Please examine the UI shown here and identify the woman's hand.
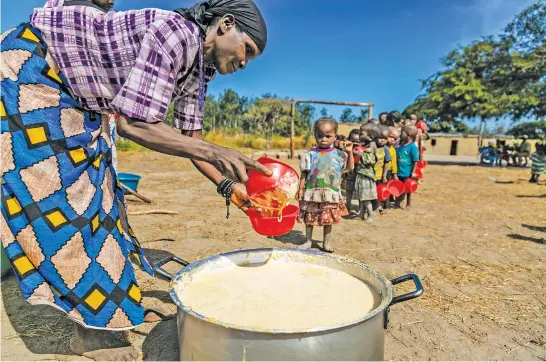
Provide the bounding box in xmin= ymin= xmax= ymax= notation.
xmin=209 ymin=146 xmax=272 ymax=183
xmin=230 ymin=183 xmax=258 ymax=213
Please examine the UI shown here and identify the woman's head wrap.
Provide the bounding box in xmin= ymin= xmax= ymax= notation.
xmin=175 ymin=0 xmax=267 ymax=53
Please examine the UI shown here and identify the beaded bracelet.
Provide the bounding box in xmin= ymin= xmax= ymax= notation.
xmin=217 ymin=178 xmax=236 ymax=219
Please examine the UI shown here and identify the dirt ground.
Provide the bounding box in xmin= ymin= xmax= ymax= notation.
xmin=1 ymin=151 xmax=545 ymax=361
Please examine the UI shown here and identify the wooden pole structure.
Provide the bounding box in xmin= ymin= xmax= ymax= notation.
xmin=368 ymin=103 xmax=373 ymax=120
xmin=290 ymin=102 xmax=295 ymax=159
xmin=478 ymin=118 xmax=486 ymax=149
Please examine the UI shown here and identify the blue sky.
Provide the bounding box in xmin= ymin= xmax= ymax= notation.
xmin=1 ymin=0 xmax=537 ymax=126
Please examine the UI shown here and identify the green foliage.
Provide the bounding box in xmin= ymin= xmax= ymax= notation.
xmin=405 ymin=0 xmax=546 ymax=126
xmin=506 ymin=120 xmax=546 ymax=139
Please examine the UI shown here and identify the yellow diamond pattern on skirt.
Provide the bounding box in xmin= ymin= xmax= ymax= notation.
xmin=0 ymin=99 xmax=6 ymax=117
xmin=69 ymin=147 xmax=87 ymax=164
xmin=45 ymin=210 xmax=67 ymax=228
xmin=13 ymin=256 xmax=34 ymax=276
xmin=5 ymin=197 xmax=22 ymax=216
xmin=128 ymin=284 xmax=141 ymax=303
xmin=85 ymin=288 xmax=107 ymax=311
xmin=46 ymin=67 xmax=62 ymax=84
xmin=21 ymin=28 xmax=40 ymax=43
xmin=18 ymin=83 xmax=60 ymax=113
xmin=16 ymin=224 xmax=44 ymax=267
xmin=91 ymin=215 xmax=100 ymax=233
xmin=50 ymin=232 xmax=91 ymax=289
xmin=26 ymin=126 xmax=48 ymax=145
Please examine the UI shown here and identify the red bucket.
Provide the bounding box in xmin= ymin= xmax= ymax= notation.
xmin=416 ymin=160 xmax=427 ymax=170
xmin=246 ymin=204 xmax=299 ymax=237
xmin=377 ymin=184 xmax=390 ymax=202
xmin=246 ymin=157 xmax=299 ymax=196
xmin=352 ymin=146 xmax=366 ymax=165
xmin=414 ymin=168 xmax=424 ymax=179
xmin=405 ymin=178 xmax=418 ymax=193
xmin=387 ymin=179 xmax=405 ymax=197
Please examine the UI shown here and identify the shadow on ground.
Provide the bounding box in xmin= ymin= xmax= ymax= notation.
xmin=507 ymin=233 xmax=546 ymax=244
xmin=142 ymin=318 xmax=178 ymax=360
xmin=1 ymin=275 xmax=75 ymax=356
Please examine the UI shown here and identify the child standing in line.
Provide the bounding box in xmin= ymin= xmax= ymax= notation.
xmin=354 ymin=123 xmax=379 ymax=223
xmin=374 ymin=126 xmax=392 ymax=213
xmin=297 ymin=118 xmax=354 ymax=253
xmin=344 ymin=129 xmax=361 ymax=213
xmin=395 ymin=125 xmax=420 ymax=209
xmin=530 ymin=142 xmax=545 ymax=183
xmin=386 ymin=127 xmax=400 ymax=208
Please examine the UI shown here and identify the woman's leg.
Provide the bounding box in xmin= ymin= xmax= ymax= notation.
xmin=298 ymin=225 xmax=313 ymax=249
xmin=323 ymin=225 xmax=333 ymax=252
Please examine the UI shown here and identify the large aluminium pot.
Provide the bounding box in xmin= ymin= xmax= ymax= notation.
xmin=154 ymin=248 xmax=423 ymax=361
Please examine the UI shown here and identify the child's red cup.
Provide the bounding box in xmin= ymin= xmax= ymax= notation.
xmin=377 ymin=183 xmax=390 ymax=201
xmin=352 ymin=146 xmax=366 ymax=165
xmin=416 ymin=160 xmax=427 ymax=170
xmin=246 ymin=157 xmax=299 ymax=197
xmin=245 ymin=205 xmax=299 ymax=237
xmin=405 ymin=178 xmax=419 ymax=193
xmin=387 ymin=179 xmax=405 ymax=197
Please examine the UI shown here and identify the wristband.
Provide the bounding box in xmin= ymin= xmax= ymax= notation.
xmin=217 ymin=178 xmax=236 ymax=219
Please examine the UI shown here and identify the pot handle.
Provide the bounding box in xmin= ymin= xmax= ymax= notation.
xmin=390 ymin=274 xmax=424 ymax=305
xmin=153 ymin=255 xmax=189 ymax=281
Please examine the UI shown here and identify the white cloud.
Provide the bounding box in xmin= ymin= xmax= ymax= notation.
xmin=455 ymin=0 xmax=536 ymax=44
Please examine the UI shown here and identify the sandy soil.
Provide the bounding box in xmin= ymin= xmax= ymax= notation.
xmin=1 ymin=151 xmax=545 ymax=361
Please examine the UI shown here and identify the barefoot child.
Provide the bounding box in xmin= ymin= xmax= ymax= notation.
xmin=395 ymin=125 xmax=420 ymax=209
xmin=387 ymin=127 xmax=400 ymax=207
xmin=355 ymin=123 xmax=379 ymax=223
xmin=297 ymin=118 xmax=354 ymax=252
xmin=374 ymin=126 xmax=392 ymax=213
xmin=345 ymin=129 xmax=361 ymax=213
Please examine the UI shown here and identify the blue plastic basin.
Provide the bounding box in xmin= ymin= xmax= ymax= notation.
xmin=118 ymin=173 xmax=142 ymax=194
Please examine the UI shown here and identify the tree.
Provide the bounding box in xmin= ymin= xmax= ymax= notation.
xmin=339 ymin=108 xmax=357 ymax=123
xmin=320 ymin=107 xmax=329 ymax=117
xmin=244 ymin=98 xmax=291 ymax=149
xmin=405 ymin=1 xmax=546 ymax=142
xmin=506 ymin=120 xmax=546 ymax=139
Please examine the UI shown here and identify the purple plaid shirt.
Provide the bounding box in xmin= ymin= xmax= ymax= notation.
xmin=30 ymin=0 xmax=215 ymax=130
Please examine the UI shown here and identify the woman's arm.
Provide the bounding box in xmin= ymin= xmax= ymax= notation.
xmin=116 ymin=115 xmax=271 ymax=183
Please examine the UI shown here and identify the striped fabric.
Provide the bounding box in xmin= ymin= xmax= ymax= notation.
xmin=30 ymin=0 xmax=215 ymax=130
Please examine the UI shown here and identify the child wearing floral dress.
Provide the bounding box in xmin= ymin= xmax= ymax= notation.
xmin=297 ymin=118 xmax=354 ymax=252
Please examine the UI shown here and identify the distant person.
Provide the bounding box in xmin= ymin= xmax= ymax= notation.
xmin=374 ymin=126 xmax=392 ymax=214
xmin=344 ymin=129 xmax=361 ymax=213
xmin=368 ymin=118 xmax=380 ymax=125
xmin=395 ymin=125 xmax=420 ymax=209
xmin=379 ymin=112 xmax=388 ymax=125
xmin=514 ymin=135 xmax=532 ymax=165
xmin=355 ymin=123 xmax=379 ymax=222
xmin=387 ymin=110 xmax=402 ymax=128
xmin=297 ymin=118 xmax=354 ymax=253
xmin=530 ymin=142 xmax=545 ymax=183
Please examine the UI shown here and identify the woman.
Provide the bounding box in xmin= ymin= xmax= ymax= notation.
xmin=1 ymin=0 xmax=269 ymax=359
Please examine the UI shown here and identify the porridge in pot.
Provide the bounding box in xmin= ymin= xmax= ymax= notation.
xmin=175 ymin=258 xmax=378 ymax=330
